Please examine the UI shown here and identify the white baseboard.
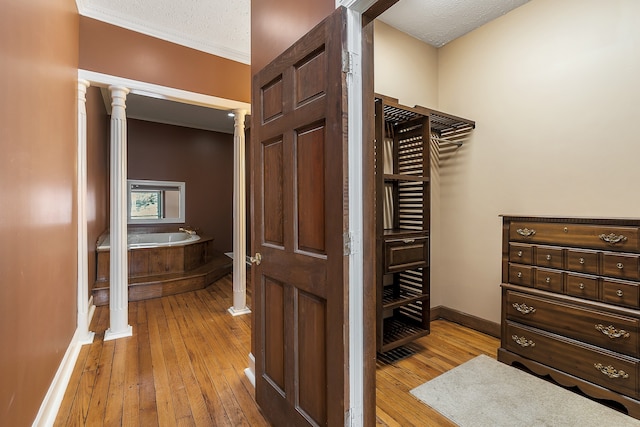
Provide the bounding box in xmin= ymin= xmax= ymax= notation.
xmin=32 ymin=328 xmax=84 ymax=427
xmin=244 ymin=352 xmax=256 ymax=387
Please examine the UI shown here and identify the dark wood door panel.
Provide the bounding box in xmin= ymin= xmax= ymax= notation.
xmin=261 ymin=77 xmax=284 ymax=123
xmin=262 ymin=138 xmax=285 ymax=246
xmin=263 ymin=276 xmax=285 ymax=392
xmin=294 ymin=49 xmax=326 ymax=107
xmin=296 ymin=290 xmax=327 ymax=425
xmin=252 ymin=7 xmax=347 ymax=426
xmin=296 ymin=124 xmax=326 ymax=255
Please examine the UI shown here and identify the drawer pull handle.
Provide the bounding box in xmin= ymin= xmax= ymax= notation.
xmin=517 ymin=250 xmax=523 ymax=257
xmin=594 ymin=363 xmax=629 ymax=379
xmin=512 ymin=302 xmax=536 ymax=314
xmin=517 ymin=272 xmax=523 ymax=278
xmin=617 ymin=289 xmax=624 ymax=297
xmin=512 ymin=335 xmax=535 ymax=348
xmin=617 ymin=262 xmax=624 ymax=269
xmin=545 ymin=277 xmax=551 ymax=283
xmin=579 ymin=257 xmax=585 ymax=264
xmin=599 ymin=233 xmax=628 ymax=245
xmin=402 ymin=239 xmax=415 ymax=244
xmin=595 ymin=324 xmax=630 ymax=339
xmin=516 ymin=228 xmax=536 ymax=237
xmin=579 ymin=283 xmax=585 ymax=290
xmin=546 ymin=254 xmax=552 ymax=261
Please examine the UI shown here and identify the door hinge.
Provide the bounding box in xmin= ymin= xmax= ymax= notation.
xmin=343 ymin=231 xmax=360 ymax=256
xmin=342 ymin=50 xmax=354 ymax=74
xmin=343 ymin=232 xmax=352 ymax=256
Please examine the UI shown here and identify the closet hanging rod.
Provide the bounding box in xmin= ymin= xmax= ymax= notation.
xmin=431 ymin=135 xmax=468 ymax=147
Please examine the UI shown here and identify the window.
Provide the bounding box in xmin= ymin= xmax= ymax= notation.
xmin=127 ymin=179 xmax=185 ymax=224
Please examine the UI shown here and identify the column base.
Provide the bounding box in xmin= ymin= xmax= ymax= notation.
xmin=104 ymin=324 xmax=133 ymax=341
xmin=228 ymin=306 xmax=251 ymax=316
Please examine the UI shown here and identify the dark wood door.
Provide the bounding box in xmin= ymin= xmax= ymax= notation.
xmin=251 ymin=7 xmax=348 ymax=426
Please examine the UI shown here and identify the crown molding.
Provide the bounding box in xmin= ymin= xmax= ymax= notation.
xmin=75 ymin=0 xmax=250 ymax=65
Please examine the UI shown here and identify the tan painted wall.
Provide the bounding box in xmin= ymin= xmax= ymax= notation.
xmin=375 ymin=0 xmax=640 ymax=323
xmin=440 ymin=0 xmax=640 ymax=323
xmin=373 ymin=20 xmax=439 ymax=108
xmin=373 ymin=20 xmax=444 ymax=306
xmin=0 ymin=0 xmax=79 ymax=424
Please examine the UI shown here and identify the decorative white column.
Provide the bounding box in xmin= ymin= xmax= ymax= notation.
xmin=105 ymin=85 xmax=133 ymax=341
xmin=228 ymin=109 xmax=251 ymax=316
xmin=77 ymin=79 xmax=95 ymax=345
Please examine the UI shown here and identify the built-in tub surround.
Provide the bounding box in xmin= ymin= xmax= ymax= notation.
xmin=97 ymin=231 xmax=200 ymax=250
xmin=93 ymin=230 xmax=231 ymax=305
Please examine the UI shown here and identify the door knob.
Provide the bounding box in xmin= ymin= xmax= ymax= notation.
xmin=250 ymin=253 xmax=262 ymax=265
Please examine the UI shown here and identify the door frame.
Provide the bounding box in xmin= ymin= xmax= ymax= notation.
xmin=76 ymin=69 xmax=250 ymax=340
xmin=336 ymin=2 xmax=397 ymax=425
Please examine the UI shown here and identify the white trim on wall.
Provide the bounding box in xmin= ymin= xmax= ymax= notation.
xmin=78 ymin=70 xmax=251 ymax=112
xmin=31 ymin=329 xmax=85 ymax=427
xmin=337 ymin=1 xmax=369 ymax=426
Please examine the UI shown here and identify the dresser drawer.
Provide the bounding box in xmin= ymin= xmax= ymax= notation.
xmin=510 ymin=222 xmax=640 ymax=252
xmin=603 ymin=253 xmax=640 ymax=281
xmin=603 ymin=279 xmax=640 ymax=309
xmin=567 ymin=249 xmax=599 ymax=275
xmin=535 ymin=245 xmax=563 ymax=269
xmin=505 ymin=291 xmax=638 ymax=356
xmin=534 ymin=268 xmax=563 ymax=293
xmin=566 ymin=273 xmax=599 ymax=301
xmin=384 ymin=236 xmax=428 ymax=273
xmin=505 ymin=321 xmax=639 ymax=397
xmin=509 ymin=264 xmax=533 ymax=287
xmin=509 ymin=243 xmax=532 ymax=265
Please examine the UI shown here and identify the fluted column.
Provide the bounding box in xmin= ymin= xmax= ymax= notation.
xmin=105 ymin=85 xmax=132 ymax=341
xmin=77 ymin=79 xmax=95 ymax=344
xmin=228 ymin=109 xmax=251 ymax=316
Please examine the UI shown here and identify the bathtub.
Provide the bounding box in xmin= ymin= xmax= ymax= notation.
xmin=97 ymin=231 xmax=200 ymax=250
xmin=93 ymin=230 xmax=221 ymax=305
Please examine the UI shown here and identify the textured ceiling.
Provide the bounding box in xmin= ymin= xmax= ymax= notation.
xmin=76 ymin=0 xmax=251 ymax=64
xmin=379 ymin=0 xmax=530 ymax=47
xmin=78 ymin=0 xmax=530 ymax=133
xmin=77 ymin=0 xmax=531 ymax=66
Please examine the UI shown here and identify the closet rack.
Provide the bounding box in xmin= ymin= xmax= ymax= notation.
xmin=374 ymin=94 xmax=475 ymax=353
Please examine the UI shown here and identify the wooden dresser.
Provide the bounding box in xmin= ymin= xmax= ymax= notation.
xmin=499 ymin=215 xmax=640 ymax=418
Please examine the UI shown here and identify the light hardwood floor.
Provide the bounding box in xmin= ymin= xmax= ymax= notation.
xmin=55 ymin=274 xmax=499 ymax=426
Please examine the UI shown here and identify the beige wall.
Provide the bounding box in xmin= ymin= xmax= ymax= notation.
xmin=374 ymin=20 xmax=439 ymax=108
xmin=375 ymin=0 xmax=640 ymax=323
xmin=373 ymin=20 xmax=443 ymax=306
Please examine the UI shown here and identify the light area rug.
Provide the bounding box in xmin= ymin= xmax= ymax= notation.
xmin=410 ymin=354 xmax=640 ymax=427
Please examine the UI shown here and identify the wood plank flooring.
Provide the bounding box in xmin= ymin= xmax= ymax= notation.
xmin=55 ymin=274 xmax=499 ymax=426
xmin=375 ymin=321 xmax=499 ymax=426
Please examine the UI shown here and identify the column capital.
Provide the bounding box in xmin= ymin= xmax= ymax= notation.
xmin=78 ymin=79 xmax=90 ymax=90
xmin=78 ymin=80 xmax=90 ymax=102
xmin=108 ymin=84 xmax=130 ymax=95
xmin=109 ymin=86 xmax=130 ymax=118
